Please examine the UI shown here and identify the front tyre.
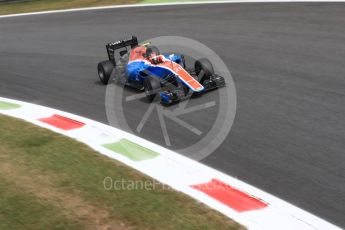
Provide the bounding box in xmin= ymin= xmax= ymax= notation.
xmin=144 ymin=76 xmax=161 ymax=102
xmin=97 ymin=60 xmax=114 ymax=85
xmin=195 ymin=58 xmax=214 ymax=84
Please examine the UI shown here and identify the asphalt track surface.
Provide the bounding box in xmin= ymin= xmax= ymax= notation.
xmin=1 ymin=2 xmax=345 ymax=227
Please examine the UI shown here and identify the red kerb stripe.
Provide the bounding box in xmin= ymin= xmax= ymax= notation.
xmin=39 ymin=114 xmax=85 ymax=130
xmin=191 ymin=179 xmax=268 ymax=212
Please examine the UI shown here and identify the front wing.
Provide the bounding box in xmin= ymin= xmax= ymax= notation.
xmin=159 ymin=74 xmax=225 ymax=105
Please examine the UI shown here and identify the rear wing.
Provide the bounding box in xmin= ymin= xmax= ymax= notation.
xmin=106 ymin=36 xmax=138 ymax=64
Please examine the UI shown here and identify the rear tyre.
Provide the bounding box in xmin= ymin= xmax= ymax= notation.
xmin=194 ymin=58 xmax=214 ymax=84
xmin=181 ymin=55 xmax=186 ymax=68
xmin=97 ymin=60 xmax=114 ymax=85
xmin=144 ymin=76 xmax=161 ymax=102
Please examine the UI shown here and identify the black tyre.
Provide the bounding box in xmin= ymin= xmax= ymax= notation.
xmin=97 ymin=60 xmax=114 ymax=85
xmin=144 ymin=76 xmax=161 ymax=102
xmin=146 ymin=46 xmax=160 ymax=56
xmin=194 ymin=58 xmax=214 ymax=84
xmin=181 ymin=55 xmax=186 ymax=68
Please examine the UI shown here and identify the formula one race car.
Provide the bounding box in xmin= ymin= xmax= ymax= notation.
xmin=97 ymin=36 xmax=225 ymax=105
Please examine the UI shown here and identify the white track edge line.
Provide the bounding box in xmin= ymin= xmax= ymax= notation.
xmin=1 ymin=0 xmax=345 ymax=19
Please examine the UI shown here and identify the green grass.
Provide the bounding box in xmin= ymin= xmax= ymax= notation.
xmin=0 ymin=177 xmax=84 ymax=230
xmin=0 ymin=0 xmax=140 ymax=15
xmin=0 ymin=114 xmax=244 ymax=230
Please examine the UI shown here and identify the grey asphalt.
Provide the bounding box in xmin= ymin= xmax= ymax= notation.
xmin=0 ymin=2 xmax=345 ymax=227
